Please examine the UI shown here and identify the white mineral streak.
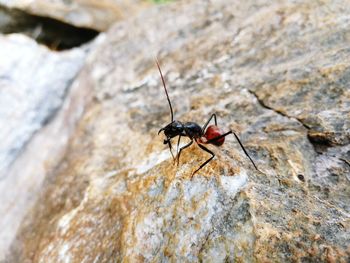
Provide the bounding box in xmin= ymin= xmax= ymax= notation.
xmin=125 ymin=171 xmax=248 ymax=260
xmin=136 ymin=143 xmax=187 ymax=174
xmin=220 ymin=171 xmax=248 ymax=196
xmin=58 ymin=243 xmax=71 ymax=263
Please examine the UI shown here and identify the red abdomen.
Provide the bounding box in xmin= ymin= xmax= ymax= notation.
xmin=204 ymin=125 xmax=225 ymax=146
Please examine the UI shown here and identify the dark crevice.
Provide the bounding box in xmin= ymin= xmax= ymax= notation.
xmin=248 ymin=89 xmax=349 ymax=155
xmin=307 ymin=130 xmax=349 ymax=150
xmin=0 ymin=5 xmax=100 ymax=50
xmin=247 ymin=89 xmax=325 ymax=154
xmin=306 ymin=132 xmax=334 ymax=153
xmin=340 ymin=158 xmax=350 ymax=168
xmin=248 ymin=89 xmax=310 ymax=130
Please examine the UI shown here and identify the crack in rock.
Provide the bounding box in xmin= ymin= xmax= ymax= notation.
xmin=248 ymin=89 xmax=310 ymax=130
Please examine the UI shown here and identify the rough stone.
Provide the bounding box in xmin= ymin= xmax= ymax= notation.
xmin=0 ymin=0 xmax=149 ymax=31
xmin=7 ymin=0 xmax=350 ymax=262
xmin=0 ymin=33 xmax=94 ymax=260
xmin=0 ymin=34 xmax=87 ymax=175
xmin=0 ymin=5 xmax=99 ymax=50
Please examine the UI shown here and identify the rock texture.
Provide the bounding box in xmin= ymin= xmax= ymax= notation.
xmin=0 ymin=34 xmax=87 ymax=175
xmin=0 ymin=0 xmax=149 ymax=31
xmin=0 ymin=5 xmax=99 ymax=50
xmin=7 ymin=0 xmax=350 ymax=262
xmin=0 ymin=34 xmax=93 ymax=260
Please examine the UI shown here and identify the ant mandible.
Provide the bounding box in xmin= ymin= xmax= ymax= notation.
xmin=156 ymin=59 xmax=259 ymax=177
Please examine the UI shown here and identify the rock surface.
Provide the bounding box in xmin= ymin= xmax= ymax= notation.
xmin=0 ymin=5 xmax=99 ymax=50
xmin=0 ymin=0 xmax=149 ymax=31
xmin=0 ymin=34 xmax=87 ymax=176
xmin=0 ymin=34 xmax=93 ymax=260
xmin=7 ymin=0 xmax=350 ymax=262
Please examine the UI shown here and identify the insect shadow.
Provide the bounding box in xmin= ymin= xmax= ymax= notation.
xmin=156 ymin=59 xmax=259 ymax=177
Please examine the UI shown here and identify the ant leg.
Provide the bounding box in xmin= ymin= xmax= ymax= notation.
xmin=232 ymin=132 xmax=259 ymax=171
xmin=202 ymin=113 xmax=217 ymax=132
xmin=206 ymin=130 xmax=233 ymax=144
xmin=177 ymin=138 xmax=193 ymax=166
xmin=207 ymin=131 xmax=259 ymax=171
xmin=176 ymin=135 xmax=182 ymax=158
xmin=166 ymin=140 xmax=175 ymax=161
xmin=192 ymin=143 xmax=215 ymax=177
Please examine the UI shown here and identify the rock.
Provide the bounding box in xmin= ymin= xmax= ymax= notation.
xmin=0 ymin=5 xmax=99 ymax=50
xmin=0 ymin=34 xmax=93 ymax=260
xmin=0 ymin=0 xmax=149 ymax=31
xmin=8 ymin=0 xmax=350 ymax=262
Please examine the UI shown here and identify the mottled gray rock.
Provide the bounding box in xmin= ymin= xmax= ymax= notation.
xmin=7 ymin=0 xmax=350 ymax=262
xmin=0 ymin=34 xmax=93 ymax=260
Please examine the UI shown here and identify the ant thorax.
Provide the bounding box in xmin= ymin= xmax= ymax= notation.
xmin=183 ymin=122 xmax=203 ymax=139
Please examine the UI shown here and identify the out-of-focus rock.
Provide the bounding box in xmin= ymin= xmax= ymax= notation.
xmin=0 ymin=33 xmax=87 ymax=177
xmin=0 ymin=34 xmax=94 ymax=260
xmin=8 ymin=0 xmax=350 ymax=262
xmin=0 ymin=5 xmax=99 ymax=50
xmin=0 ymin=0 xmax=149 ymax=31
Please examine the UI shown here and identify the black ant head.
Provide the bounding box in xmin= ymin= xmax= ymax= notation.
xmin=158 ymin=121 xmax=184 ymax=144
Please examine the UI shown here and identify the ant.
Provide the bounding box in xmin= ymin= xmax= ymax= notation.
xmin=156 ymin=59 xmax=259 ymax=177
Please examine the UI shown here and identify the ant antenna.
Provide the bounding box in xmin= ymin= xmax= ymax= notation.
xmin=232 ymin=132 xmax=260 ymax=172
xmin=156 ymin=59 xmax=174 ymax=122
